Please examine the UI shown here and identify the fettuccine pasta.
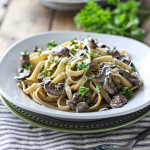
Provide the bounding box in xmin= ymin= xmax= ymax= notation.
xmin=15 ymin=37 xmax=142 ymax=112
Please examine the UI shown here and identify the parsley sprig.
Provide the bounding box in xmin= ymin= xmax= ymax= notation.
xmin=24 ymin=64 xmax=32 ymax=70
xmin=76 ymin=61 xmax=88 ymax=70
xmin=74 ymin=0 xmax=146 ymax=41
xmin=47 ymin=40 xmax=57 ymax=48
xmin=38 ymin=51 xmax=42 ymax=56
xmin=24 ymin=50 xmax=28 ymax=55
xmin=40 ymin=67 xmax=52 ymax=76
xmin=48 ymin=58 xmax=56 ymax=65
xmin=119 ymin=87 xmax=133 ymax=99
xmin=96 ymin=85 xmax=102 ymax=93
xmin=78 ymin=86 xmax=90 ymax=97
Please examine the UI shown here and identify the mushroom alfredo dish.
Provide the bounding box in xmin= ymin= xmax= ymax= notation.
xmin=15 ymin=37 xmax=142 ymax=112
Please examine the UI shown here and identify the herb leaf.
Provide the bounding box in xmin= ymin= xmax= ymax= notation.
xmin=76 ymin=61 xmax=88 ymax=70
xmin=86 ymin=76 xmax=93 ymax=81
xmin=74 ymin=0 xmax=146 ymax=41
xmin=70 ymin=40 xmax=75 ymax=45
xmin=38 ymin=51 xmax=42 ymax=56
xmin=78 ymin=86 xmax=90 ymax=97
xmin=131 ymin=66 xmax=136 ymax=72
xmin=96 ymin=85 xmax=102 ymax=93
xmin=47 ymin=40 xmax=57 ymax=47
xmin=24 ymin=50 xmax=28 ymax=55
xmin=120 ymin=87 xmax=133 ymax=99
xmin=41 ymin=67 xmax=52 ymax=76
xmin=24 ymin=64 xmax=32 ymax=70
xmin=74 ymin=45 xmax=79 ymax=49
xmin=48 ymin=58 xmax=56 ymax=65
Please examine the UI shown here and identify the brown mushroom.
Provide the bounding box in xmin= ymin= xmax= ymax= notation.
xmin=107 ymin=47 xmax=121 ymax=58
xmin=119 ymin=54 xmax=131 ymax=64
xmin=87 ymin=37 xmax=98 ymax=49
xmin=119 ymin=69 xmax=140 ymax=86
xmin=99 ymin=105 xmax=111 ymax=111
xmin=14 ymin=68 xmax=31 ymax=80
xmin=110 ymin=94 xmax=127 ymax=108
xmin=72 ymin=91 xmax=91 ymax=104
xmin=20 ymin=52 xmax=30 ymax=67
xmin=66 ymin=100 xmax=76 ymax=111
xmin=33 ymin=46 xmax=42 ymax=52
xmin=44 ymin=82 xmax=65 ymax=96
xmin=94 ymin=64 xmax=111 ymax=83
xmin=76 ymin=102 xmax=89 ymax=112
xmin=51 ymin=46 xmax=69 ymax=57
xmin=103 ymin=77 xmax=115 ymax=95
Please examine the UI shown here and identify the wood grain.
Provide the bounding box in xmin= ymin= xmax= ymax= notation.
xmin=51 ymin=11 xmax=78 ymax=31
xmin=0 ymin=0 xmax=53 ymax=56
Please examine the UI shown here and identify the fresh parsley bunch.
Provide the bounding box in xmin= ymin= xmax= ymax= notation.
xmin=74 ymin=0 xmax=146 ymax=41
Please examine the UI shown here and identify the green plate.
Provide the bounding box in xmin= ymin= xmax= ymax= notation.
xmin=1 ymin=95 xmax=150 ymax=134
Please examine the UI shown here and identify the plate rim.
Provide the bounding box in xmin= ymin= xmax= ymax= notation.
xmin=1 ymin=95 xmax=150 ymax=133
xmin=0 ymin=31 xmax=150 ymax=121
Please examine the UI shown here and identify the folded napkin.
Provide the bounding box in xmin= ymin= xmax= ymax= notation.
xmin=0 ymin=100 xmax=150 ymax=150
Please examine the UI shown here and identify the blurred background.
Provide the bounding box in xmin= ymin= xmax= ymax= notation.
xmin=0 ymin=0 xmax=149 ymax=56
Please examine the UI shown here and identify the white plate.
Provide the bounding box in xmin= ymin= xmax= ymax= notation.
xmin=39 ymin=0 xmax=106 ymax=11
xmin=0 ymin=31 xmax=150 ymax=121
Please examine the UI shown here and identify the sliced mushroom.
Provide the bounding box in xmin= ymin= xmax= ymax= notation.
xmin=33 ymin=46 xmax=42 ymax=52
xmin=119 ymin=54 xmax=130 ymax=64
xmin=72 ymin=91 xmax=91 ymax=104
xmin=107 ymin=47 xmax=121 ymax=58
xmin=20 ymin=52 xmax=30 ymax=67
xmin=87 ymin=37 xmax=98 ymax=49
xmin=44 ymin=82 xmax=65 ymax=96
xmin=110 ymin=94 xmax=127 ymax=108
xmin=51 ymin=46 xmax=69 ymax=57
xmin=119 ymin=69 xmax=140 ymax=86
xmin=99 ymin=105 xmax=111 ymax=111
xmin=37 ymin=76 xmax=51 ymax=85
xmin=76 ymin=102 xmax=89 ymax=112
xmin=94 ymin=64 xmax=111 ymax=83
xmin=14 ymin=68 xmax=31 ymax=80
xmin=66 ymin=100 xmax=76 ymax=111
xmin=103 ymin=77 xmax=115 ymax=95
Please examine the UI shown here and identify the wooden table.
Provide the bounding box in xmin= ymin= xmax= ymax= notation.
xmin=0 ymin=0 xmax=150 ymax=57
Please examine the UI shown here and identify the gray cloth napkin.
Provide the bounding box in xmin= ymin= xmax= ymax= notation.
xmin=0 ymin=100 xmax=150 ymax=150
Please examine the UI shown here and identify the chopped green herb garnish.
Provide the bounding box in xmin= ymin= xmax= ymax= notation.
xmin=70 ymin=40 xmax=75 ymax=45
xmin=21 ymin=68 xmax=24 ymax=72
xmin=24 ymin=64 xmax=32 ymax=70
xmin=70 ymin=48 xmax=75 ymax=55
xmin=24 ymin=50 xmax=28 ymax=55
xmin=41 ymin=68 xmax=52 ymax=76
xmin=89 ymin=52 xmax=94 ymax=58
xmin=96 ymin=54 xmax=98 ymax=57
xmin=64 ymin=62 xmax=67 ymax=65
xmin=86 ymin=76 xmax=94 ymax=81
xmin=38 ymin=51 xmax=42 ymax=56
xmin=78 ymin=86 xmax=90 ymax=97
xmin=74 ymin=45 xmax=79 ymax=49
xmin=76 ymin=61 xmax=88 ymax=70
xmin=74 ymin=0 xmax=146 ymax=41
xmin=68 ymin=63 xmax=72 ymax=70
xmin=131 ymin=66 xmax=136 ymax=72
xmin=96 ymin=85 xmax=102 ymax=93
xmin=48 ymin=58 xmax=56 ymax=65
xmin=120 ymin=87 xmax=133 ymax=99
xmin=47 ymin=40 xmax=57 ymax=47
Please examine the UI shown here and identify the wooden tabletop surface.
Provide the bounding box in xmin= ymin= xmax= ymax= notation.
xmin=0 ymin=0 xmax=150 ymax=57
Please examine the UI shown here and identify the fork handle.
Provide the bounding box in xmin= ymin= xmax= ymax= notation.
xmin=127 ymin=128 xmax=150 ymax=148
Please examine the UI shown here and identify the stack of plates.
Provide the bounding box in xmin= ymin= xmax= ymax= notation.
xmin=0 ymin=31 xmax=150 ymax=133
xmin=39 ymin=0 xmax=106 ymax=11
